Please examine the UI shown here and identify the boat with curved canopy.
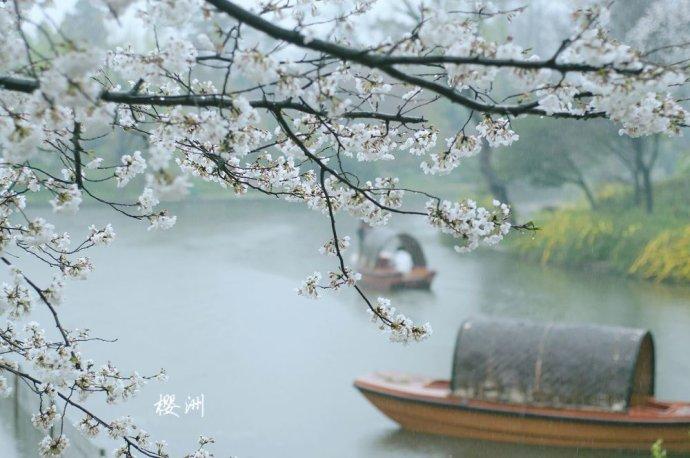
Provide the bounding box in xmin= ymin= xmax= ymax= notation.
xmin=356 ymin=227 xmax=435 ymax=290
xmin=355 ymin=317 xmax=690 ymax=452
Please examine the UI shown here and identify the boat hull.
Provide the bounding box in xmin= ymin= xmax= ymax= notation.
xmin=359 ymin=268 xmax=436 ymax=291
xmin=355 ymin=373 xmax=690 ymax=453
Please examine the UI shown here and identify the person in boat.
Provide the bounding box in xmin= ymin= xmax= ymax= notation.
xmin=356 ymin=221 xmax=368 ymax=245
xmin=374 ymin=251 xmax=394 ymax=270
xmin=354 ymin=221 xmax=367 ymax=264
xmin=392 ymin=249 xmax=413 ymax=273
xmin=373 ymin=249 xmax=413 ymax=273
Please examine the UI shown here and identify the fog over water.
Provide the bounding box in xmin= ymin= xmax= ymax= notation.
xmin=2 ymin=199 xmax=690 ymax=457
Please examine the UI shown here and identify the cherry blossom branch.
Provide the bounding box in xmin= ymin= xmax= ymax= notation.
xmin=319 ymin=54 xmax=645 ymax=76
xmin=70 ymin=122 xmax=85 ymax=189
xmin=1 ymin=257 xmax=70 ymax=347
xmin=318 ymin=167 xmax=392 ymax=326
xmin=272 ymin=109 xmax=428 ymax=217
xmin=204 ymin=0 xmax=612 ymax=119
xmin=0 ymin=363 xmax=162 ymax=458
xmin=0 ymin=76 xmax=425 ymax=124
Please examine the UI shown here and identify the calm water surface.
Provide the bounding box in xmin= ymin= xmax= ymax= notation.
xmin=3 ymin=199 xmax=690 ymax=457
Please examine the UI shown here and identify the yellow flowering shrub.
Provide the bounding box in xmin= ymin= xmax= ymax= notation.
xmin=630 ymin=226 xmax=690 ymax=283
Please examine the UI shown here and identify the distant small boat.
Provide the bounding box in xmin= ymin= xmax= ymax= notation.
xmin=356 ymin=227 xmax=435 ymax=290
xmin=355 ymin=317 xmax=690 ymax=453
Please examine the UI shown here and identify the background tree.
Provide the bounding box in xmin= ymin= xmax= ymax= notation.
xmin=479 ymin=144 xmax=515 ymax=217
xmin=498 ymin=119 xmax=603 ymax=210
xmin=604 ymin=135 xmax=661 ymax=213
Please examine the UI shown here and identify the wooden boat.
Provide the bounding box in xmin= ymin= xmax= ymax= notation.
xmin=357 ymin=265 xmax=436 ymax=290
xmin=356 ymin=227 xmax=435 ymax=290
xmin=355 ymin=317 xmax=690 ymax=453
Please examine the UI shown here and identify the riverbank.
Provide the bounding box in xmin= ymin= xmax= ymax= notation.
xmin=508 ymin=173 xmax=690 ymax=284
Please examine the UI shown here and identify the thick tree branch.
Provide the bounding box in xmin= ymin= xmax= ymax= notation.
xmin=348 ymin=55 xmax=643 ymax=76
xmin=71 ymin=122 xmax=85 ymax=189
xmin=0 ymin=76 xmax=425 ymax=124
xmin=204 ymin=0 xmax=608 ymax=119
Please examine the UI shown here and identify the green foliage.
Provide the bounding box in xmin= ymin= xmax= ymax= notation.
xmin=510 ymin=173 xmax=690 ymax=284
xmin=651 ymin=439 xmax=667 ymax=458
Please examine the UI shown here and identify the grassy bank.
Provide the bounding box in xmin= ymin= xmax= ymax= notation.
xmin=510 ymin=174 xmax=690 ymax=284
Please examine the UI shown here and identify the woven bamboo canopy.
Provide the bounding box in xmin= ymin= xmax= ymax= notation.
xmin=450 ymin=317 xmax=655 ymax=412
xmin=358 ymin=228 xmax=427 ymax=270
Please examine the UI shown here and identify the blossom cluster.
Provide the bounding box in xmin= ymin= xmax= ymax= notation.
xmin=368 ymin=297 xmax=433 ymax=344
xmin=426 ymin=199 xmax=512 ymax=253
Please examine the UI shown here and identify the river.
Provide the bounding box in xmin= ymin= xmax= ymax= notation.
xmin=2 ymin=199 xmax=690 ymax=457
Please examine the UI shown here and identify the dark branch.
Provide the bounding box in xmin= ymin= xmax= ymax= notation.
xmin=345 ymin=55 xmax=643 ymax=76
xmin=204 ymin=0 xmax=608 ymax=120
xmin=0 ymin=76 xmax=425 ymax=124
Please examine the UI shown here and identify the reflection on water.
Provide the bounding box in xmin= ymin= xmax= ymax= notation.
xmin=2 ymin=199 xmax=689 ymax=457
xmin=368 ymin=430 xmax=636 ymax=457
xmin=0 ymin=400 xmax=19 ymax=458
